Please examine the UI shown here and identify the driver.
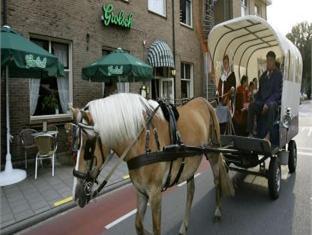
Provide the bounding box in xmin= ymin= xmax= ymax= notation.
xmin=247 ymin=51 xmax=282 ymax=141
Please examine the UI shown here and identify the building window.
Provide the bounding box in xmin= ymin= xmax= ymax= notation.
xmin=30 ymin=38 xmax=71 ymax=117
xmin=180 ymin=0 xmax=192 ymax=26
xmin=254 ymin=4 xmax=261 ymax=17
xmin=181 ymin=63 xmax=193 ymax=99
xmin=151 ymin=67 xmax=174 ymax=102
xmin=148 ymin=0 xmax=166 ymax=17
xmin=240 ymin=0 xmax=248 ymax=16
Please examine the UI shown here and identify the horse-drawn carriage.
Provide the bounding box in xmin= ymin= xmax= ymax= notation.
xmin=208 ymin=15 xmax=302 ymax=199
xmin=70 ymin=15 xmax=302 ymax=235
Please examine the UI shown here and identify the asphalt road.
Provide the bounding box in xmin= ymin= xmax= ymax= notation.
xmin=20 ymin=101 xmax=312 ymax=235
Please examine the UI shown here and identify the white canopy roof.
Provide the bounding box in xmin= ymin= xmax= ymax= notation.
xmin=208 ymin=15 xmax=302 ymax=81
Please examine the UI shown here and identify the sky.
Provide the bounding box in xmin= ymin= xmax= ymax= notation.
xmin=267 ymin=0 xmax=312 ymax=35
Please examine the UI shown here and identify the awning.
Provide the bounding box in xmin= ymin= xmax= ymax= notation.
xmin=147 ymin=40 xmax=175 ymax=68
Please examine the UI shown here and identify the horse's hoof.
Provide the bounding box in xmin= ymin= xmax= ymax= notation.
xmin=213 ymin=215 xmax=222 ymax=223
xmin=144 ymin=229 xmax=152 ymax=235
xmin=178 ymin=226 xmax=188 ymax=235
xmin=213 ymin=208 xmax=222 ymax=223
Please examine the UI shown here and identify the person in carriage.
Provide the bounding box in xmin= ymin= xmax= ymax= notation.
xmin=247 ymin=51 xmax=283 ymax=141
xmin=216 ymin=55 xmax=236 ymax=134
xmin=217 ymin=54 xmax=236 ymax=108
xmin=233 ymin=75 xmax=250 ymax=135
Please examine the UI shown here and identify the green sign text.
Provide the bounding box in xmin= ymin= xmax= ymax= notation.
xmin=102 ymin=4 xmax=133 ymax=29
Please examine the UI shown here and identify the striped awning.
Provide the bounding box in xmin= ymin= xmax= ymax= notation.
xmin=147 ymin=40 xmax=175 ymax=68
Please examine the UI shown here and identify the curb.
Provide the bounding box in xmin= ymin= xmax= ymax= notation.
xmin=1 ymin=179 xmax=131 ymax=235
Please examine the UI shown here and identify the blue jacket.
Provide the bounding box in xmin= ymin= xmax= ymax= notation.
xmin=255 ymin=69 xmax=283 ymax=106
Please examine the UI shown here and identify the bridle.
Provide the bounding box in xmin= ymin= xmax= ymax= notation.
xmin=72 ymin=113 xmax=108 ymax=201
xmin=72 ymin=104 xmax=161 ymax=201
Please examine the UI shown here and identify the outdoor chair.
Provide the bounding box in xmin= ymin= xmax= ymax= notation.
xmin=19 ymin=128 xmax=38 ymax=169
xmin=34 ymin=134 xmax=57 ymax=179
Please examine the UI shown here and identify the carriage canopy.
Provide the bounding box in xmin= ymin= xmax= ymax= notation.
xmin=208 ymin=15 xmax=303 ymax=147
xmin=208 ymin=15 xmax=302 ymax=85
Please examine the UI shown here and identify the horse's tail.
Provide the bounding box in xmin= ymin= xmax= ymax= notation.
xmin=206 ymin=101 xmax=235 ymax=197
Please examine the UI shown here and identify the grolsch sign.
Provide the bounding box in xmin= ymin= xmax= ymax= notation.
xmin=101 ymin=3 xmax=133 ymax=29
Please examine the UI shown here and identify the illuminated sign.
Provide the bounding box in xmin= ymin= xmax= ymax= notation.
xmin=102 ymin=4 xmax=133 ymax=29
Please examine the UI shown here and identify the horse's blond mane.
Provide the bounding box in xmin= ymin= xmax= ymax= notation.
xmin=87 ymin=93 xmax=162 ymax=147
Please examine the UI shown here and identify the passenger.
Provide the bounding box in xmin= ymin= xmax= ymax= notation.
xmin=252 ymin=77 xmax=258 ymax=95
xmin=233 ymin=75 xmax=249 ymax=135
xmin=217 ymin=55 xmax=236 ymax=109
xmin=248 ymin=81 xmax=255 ymax=103
xmin=247 ymin=51 xmax=283 ymax=141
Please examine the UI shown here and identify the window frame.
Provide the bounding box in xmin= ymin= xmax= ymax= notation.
xmin=180 ymin=62 xmax=194 ymax=99
xmin=254 ymin=4 xmax=261 ymax=17
xmin=180 ymin=0 xmax=193 ymax=28
xmin=240 ymin=0 xmax=248 ymax=16
xmin=153 ymin=67 xmax=175 ymax=102
xmin=148 ymin=0 xmax=167 ymax=17
xmin=29 ymin=35 xmax=73 ymax=122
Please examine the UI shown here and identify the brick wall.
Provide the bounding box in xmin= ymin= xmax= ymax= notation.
xmin=2 ymin=0 xmax=204 ymax=162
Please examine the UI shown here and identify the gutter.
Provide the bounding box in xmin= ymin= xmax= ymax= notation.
xmin=172 ymin=0 xmax=176 ymax=100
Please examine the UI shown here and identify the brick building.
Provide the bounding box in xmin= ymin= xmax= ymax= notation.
xmin=1 ymin=0 xmax=206 ymax=161
xmin=0 ymin=0 xmax=271 ymax=163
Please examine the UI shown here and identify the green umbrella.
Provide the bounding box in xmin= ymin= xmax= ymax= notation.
xmin=1 ymin=26 xmax=64 ymax=78
xmin=0 ymin=25 xmax=64 ymax=186
xmin=82 ymin=48 xmax=153 ymax=82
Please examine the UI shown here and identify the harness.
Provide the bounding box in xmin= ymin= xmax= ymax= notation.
xmin=73 ymin=100 xmax=238 ymax=199
xmin=73 ymin=104 xmax=161 ymax=199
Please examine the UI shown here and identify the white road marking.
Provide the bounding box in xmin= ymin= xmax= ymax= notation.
xmin=298 ymin=147 xmax=312 ymax=152
xmin=105 ymin=173 xmax=202 ymax=229
xmin=105 ymin=209 xmax=137 ymax=229
xmin=177 ymin=173 xmax=201 ymax=187
xmin=298 ymin=151 xmax=312 ymax=157
xmin=299 ymin=127 xmax=312 ymax=136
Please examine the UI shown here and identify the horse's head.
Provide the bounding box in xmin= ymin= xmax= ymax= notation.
xmin=71 ymin=107 xmax=110 ymax=208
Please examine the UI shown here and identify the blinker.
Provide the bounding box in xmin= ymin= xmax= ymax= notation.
xmin=84 ymin=138 xmax=96 ymax=160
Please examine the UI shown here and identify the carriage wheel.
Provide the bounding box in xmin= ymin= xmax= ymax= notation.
xmin=288 ymin=140 xmax=297 ymax=173
xmin=268 ymin=157 xmax=281 ymax=200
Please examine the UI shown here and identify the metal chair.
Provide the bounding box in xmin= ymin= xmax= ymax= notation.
xmin=47 ymin=124 xmax=58 ymax=138
xmin=34 ymin=134 xmax=57 ymax=179
xmin=19 ymin=129 xmax=38 ymax=169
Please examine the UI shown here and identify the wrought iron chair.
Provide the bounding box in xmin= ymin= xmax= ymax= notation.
xmin=19 ymin=128 xmax=38 ymax=169
xmin=34 ymin=134 xmax=57 ymax=179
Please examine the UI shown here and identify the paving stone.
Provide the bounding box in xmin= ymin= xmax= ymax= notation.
xmin=1 ymin=212 xmax=14 ymax=222
xmin=34 ymin=205 xmax=50 ymax=214
xmin=14 ymin=210 xmax=34 ymax=221
xmin=11 ymin=204 xmax=31 ymax=213
xmin=1 ymin=218 xmax=16 ymax=227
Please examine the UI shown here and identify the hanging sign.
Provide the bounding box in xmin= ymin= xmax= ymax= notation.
xmin=101 ymin=4 xmax=134 ymax=29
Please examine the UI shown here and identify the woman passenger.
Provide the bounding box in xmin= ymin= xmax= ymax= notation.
xmin=233 ymin=75 xmax=249 ymax=135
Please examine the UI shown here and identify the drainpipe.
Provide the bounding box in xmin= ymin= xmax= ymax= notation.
xmin=2 ymin=0 xmax=7 ymax=25
xmin=172 ymin=0 xmax=176 ymax=100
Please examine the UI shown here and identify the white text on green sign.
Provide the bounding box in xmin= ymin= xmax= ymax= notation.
xmin=25 ymin=54 xmax=47 ymax=69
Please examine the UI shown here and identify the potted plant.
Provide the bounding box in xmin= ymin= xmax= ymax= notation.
xmin=42 ymin=94 xmax=59 ymax=114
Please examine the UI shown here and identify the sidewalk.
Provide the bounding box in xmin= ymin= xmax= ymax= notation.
xmin=0 ymin=153 xmax=129 ymax=233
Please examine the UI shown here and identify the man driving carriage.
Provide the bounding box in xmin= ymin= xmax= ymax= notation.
xmin=247 ymin=51 xmax=283 ymax=141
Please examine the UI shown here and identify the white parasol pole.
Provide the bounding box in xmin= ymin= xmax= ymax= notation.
xmin=0 ymin=65 xmax=26 ymax=186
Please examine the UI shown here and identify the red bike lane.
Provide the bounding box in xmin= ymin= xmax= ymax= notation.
xmin=21 ymin=160 xmax=209 ymax=235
